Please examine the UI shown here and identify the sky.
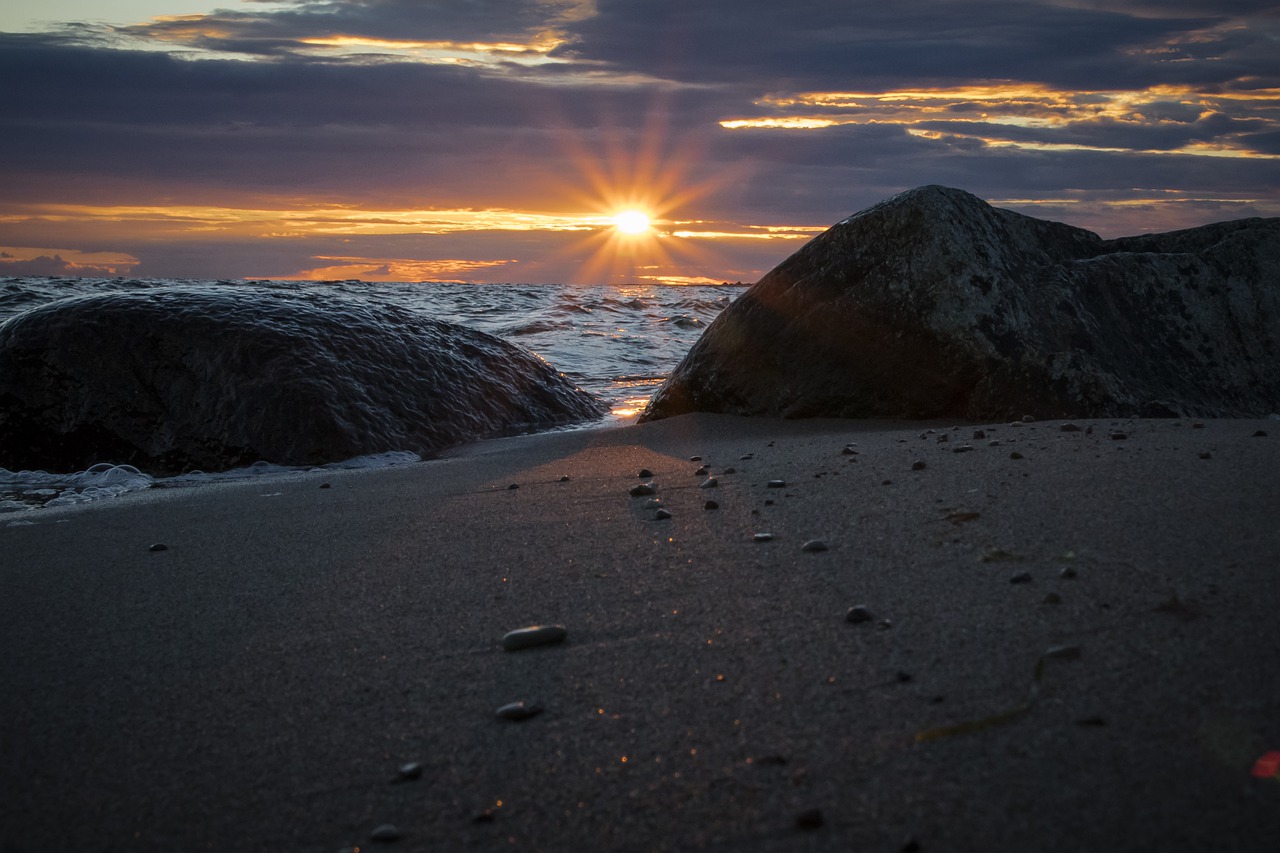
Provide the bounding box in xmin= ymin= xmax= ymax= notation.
xmin=1 ymin=0 xmax=1278 ymax=284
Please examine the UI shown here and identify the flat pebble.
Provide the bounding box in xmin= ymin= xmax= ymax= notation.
xmin=1060 ymin=566 xmax=1078 ymax=579
xmin=148 ymin=543 xmax=168 ymax=552
xmin=638 ymin=468 xmax=654 ymax=478
xmin=1045 ymin=644 xmax=1081 ymax=660
xmin=369 ymin=824 xmax=402 ymax=842
xmin=559 ymin=475 xmax=570 ymax=482
xmin=911 ymin=460 xmax=926 ymax=471
xmin=1022 ymin=414 xmax=1036 ymax=423
xmin=1042 ymin=592 xmax=1063 ymax=605
xmin=1253 ymin=430 xmax=1268 ymax=437
xmin=695 ymin=466 xmax=709 ymax=476
xmin=396 ymin=762 xmax=423 ymax=780
xmin=801 ymin=539 xmax=828 ymax=552
xmin=644 ymin=499 xmax=662 ymax=509
xmin=507 ymin=483 xmax=519 ymax=490
xmin=629 ymin=483 xmax=656 ymax=497
xmin=700 ymin=477 xmax=718 ymax=488
xmin=766 ymin=479 xmax=786 ymax=488
xmin=841 ymin=444 xmax=858 ymax=455
xmin=795 ymin=809 xmax=824 ymax=830
xmin=319 ymin=482 xmax=331 ymax=489
xmin=1198 ymin=451 xmax=1212 ymax=459
xmin=973 ymin=430 xmax=986 ymax=440
xmin=1009 ymin=571 xmax=1033 ymax=584
xmin=753 ymin=532 xmax=774 ymax=542
xmin=723 ymin=467 xmax=737 ymax=474
xmin=846 ymin=605 xmax=873 ymax=624
xmin=952 ymin=444 xmax=974 ymax=453
xmin=1109 ymin=431 xmax=1128 ymax=440
xmin=496 ymin=700 xmax=544 ymax=721
xmin=690 ymin=455 xmax=702 ymax=461
xmin=500 ymin=625 xmax=567 ymax=651
xmin=1009 ymin=451 xmax=1024 ymax=460
xmin=1060 ymin=423 xmax=1082 ymax=432
xmin=704 ymin=500 xmax=719 ymax=510
xmin=655 ymin=508 xmax=673 ymax=520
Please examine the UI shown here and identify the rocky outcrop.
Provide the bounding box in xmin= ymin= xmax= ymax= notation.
xmin=0 ymin=286 xmax=604 ymax=475
xmin=641 ymin=185 xmax=1280 ymax=421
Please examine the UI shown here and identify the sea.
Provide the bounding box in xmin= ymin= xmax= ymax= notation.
xmin=0 ymin=277 xmax=744 ymax=512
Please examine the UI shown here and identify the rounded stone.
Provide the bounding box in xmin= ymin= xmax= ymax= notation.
xmin=655 ymin=508 xmax=673 ymax=520
xmin=911 ymin=460 xmax=926 ymax=470
xmin=500 ymin=625 xmax=567 ymax=651
xmin=700 ymin=477 xmax=719 ymax=489
xmin=704 ymin=500 xmax=720 ymax=510
xmin=795 ymin=809 xmax=824 ymax=830
xmin=148 ymin=543 xmax=168 ymax=552
xmin=396 ymin=762 xmax=423 ymax=780
xmin=753 ymin=532 xmax=774 ymax=542
xmin=846 ymin=605 xmax=872 ymax=624
xmin=638 ymin=468 xmax=654 ymax=478
xmin=369 ymin=824 xmax=402 ymax=842
xmin=629 ymin=483 xmax=656 ymax=497
xmin=801 ymin=539 xmax=829 ymax=552
xmin=496 ymin=700 xmax=544 ymax=721
xmin=766 ymin=479 xmax=786 ymax=488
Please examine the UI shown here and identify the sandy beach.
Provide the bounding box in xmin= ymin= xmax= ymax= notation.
xmin=3 ymin=413 xmax=1279 ymax=852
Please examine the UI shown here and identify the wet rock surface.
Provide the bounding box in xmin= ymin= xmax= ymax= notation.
xmin=641 ymin=185 xmax=1280 ymax=422
xmin=0 ymin=285 xmax=604 ymax=475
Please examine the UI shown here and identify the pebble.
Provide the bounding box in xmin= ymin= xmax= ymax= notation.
xmin=846 ymin=605 xmax=873 ymax=624
xmin=655 ymin=508 xmax=673 ymax=520
xmin=841 ymin=444 xmax=858 ymax=455
xmin=629 ymin=483 xmax=656 ymax=497
xmin=795 ymin=809 xmax=824 ymax=830
xmin=1109 ymin=431 xmax=1128 ymax=440
xmin=1192 ymin=422 xmax=1205 ymax=429
xmin=952 ymin=444 xmax=975 ymax=453
xmin=638 ymin=468 xmax=654 ymax=478
xmin=319 ymin=482 xmax=332 ymax=489
xmin=559 ymin=475 xmax=570 ymax=482
xmin=988 ymin=439 xmax=1001 ymax=447
xmin=1010 ymin=451 xmax=1024 ymax=460
xmin=500 ymin=625 xmax=567 ymax=651
xmin=937 ymin=433 xmax=949 ymax=443
xmin=704 ymin=500 xmax=719 ymax=510
xmin=1253 ymin=430 xmax=1268 ymax=437
xmin=973 ymin=429 xmax=986 ymax=440
xmin=369 ymin=824 xmax=402 ymax=842
xmin=496 ymin=700 xmax=544 ymax=721
xmin=690 ymin=455 xmax=702 ymax=462
xmin=148 ymin=543 xmax=168 ymax=552
xmin=1045 ymin=644 xmax=1082 ymax=660
xmin=1198 ymin=451 xmax=1212 ymax=460
xmin=882 ymin=479 xmax=893 ymax=485
xmin=507 ymin=483 xmax=519 ymax=490
xmin=911 ymin=460 xmax=926 ymax=471
xmin=1022 ymin=414 xmax=1036 ymax=423
xmin=877 ymin=619 xmax=893 ymax=630
xmin=644 ymin=499 xmax=662 ymax=509
xmin=396 ymin=762 xmax=423 ymax=781
xmin=740 ymin=454 xmax=754 ymax=460
xmin=1060 ymin=423 xmax=1082 ymax=432
xmin=753 ymin=532 xmax=775 ymax=542
xmin=1009 ymin=571 xmax=1033 ymax=584
xmin=1060 ymin=566 xmax=1078 ymax=579
xmin=1042 ymin=592 xmax=1062 ymax=605
xmin=801 ymin=539 xmax=829 ymax=552
xmin=695 ymin=466 xmax=709 ymax=476
xmin=766 ymin=479 xmax=786 ymax=488
xmin=700 ymin=477 xmax=719 ymax=489
xmin=723 ymin=467 xmax=737 ymax=474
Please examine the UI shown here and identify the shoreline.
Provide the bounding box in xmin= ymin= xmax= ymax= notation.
xmin=3 ymin=414 xmax=1279 ymax=851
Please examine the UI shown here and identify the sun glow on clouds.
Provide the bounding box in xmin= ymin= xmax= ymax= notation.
xmin=721 ymin=83 xmax=1280 ymax=159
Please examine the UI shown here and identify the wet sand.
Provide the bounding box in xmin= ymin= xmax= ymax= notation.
xmin=3 ymin=414 xmax=1279 ymax=851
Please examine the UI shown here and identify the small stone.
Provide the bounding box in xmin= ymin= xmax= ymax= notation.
xmin=559 ymin=475 xmax=570 ymax=482
xmin=753 ymin=532 xmax=774 ymax=542
xmin=841 ymin=444 xmax=858 ymax=455
xmin=845 ymin=605 xmax=873 ymax=624
xmin=704 ymin=500 xmax=719 ymax=510
xmin=507 ymin=483 xmax=519 ymax=490
xmin=1042 ymin=592 xmax=1062 ymax=605
xmin=148 ymin=543 xmax=168 ymax=552
xmin=1045 ymin=644 xmax=1082 ymax=660
xmin=690 ymin=455 xmax=702 ymax=462
xmin=1022 ymin=415 xmax=1036 ymax=423
xmin=795 ymin=809 xmax=824 ymax=830
xmin=1009 ymin=451 xmax=1024 ymax=460
xmin=695 ymin=466 xmax=709 ymax=476
xmin=740 ymin=454 xmax=754 ymax=460
xmin=629 ymin=482 xmax=656 ymax=497
xmin=766 ymin=479 xmax=786 ymax=488
xmin=901 ymin=839 xmax=922 ymax=853
xmin=1198 ymin=451 xmax=1212 ymax=460
xmin=1252 ymin=430 xmax=1268 ymax=437
xmin=700 ymin=477 xmax=719 ymax=489
xmin=896 ymin=671 xmax=913 ymax=683
xmin=500 ymin=625 xmax=567 ymax=651
xmin=370 ymin=824 xmax=402 ymax=842
xmin=723 ymin=467 xmax=737 ymax=474
xmin=396 ymin=762 xmax=423 ymax=781
xmin=1009 ymin=571 xmax=1033 ymax=584
xmin=1192 ymin=422 xmax=1205 ymax=429
xmin=988 ymin=440 xmax=1001 ymax=447
xmin=319 ymin=482 xmax=332 ymax=489
xmin=644 ymin=498 xmax=662 ymax=509
xmin=876 ymin=618 xmax=893 ymax=630
xmin=1060 ymin=566 xmax=1078 ymax=579
xmin=1109 ymin=431 xmax=1128 ymax=440
xmin=911 ymin=460 xmax=926 ymax=471
xmin=1010 ymin=420 xmax=1024 ymax=428
xmin=952 ymin=444 xmax=975 ymax=453
xmin=496 ymin=700 xmax=544 ymax=721
xmin=973 ymin=429 xmax=986 ymax=440
xmin=801 ymin=539 xmax=829 ymax=552
xmin=764 ymin=499 xmax=774 ymax=505
xmin=1060 ymin=422 xmax=1082 ymax=432
xmin=937 ymin=433 xmax=949 ymax=443
xmin=638 ymin=468 xmax=654 ymax=478
xmin=655 ymin=508 xmax=673 ymax=520
xmin=472 ymin=810 xmax=496 ymax=824
xmin=881 ymin=479 xmax=893 ymax=485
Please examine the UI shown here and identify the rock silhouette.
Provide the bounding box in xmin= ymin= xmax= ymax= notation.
xmin=642 ymin=185 xmax=1280 ymax=421
xmin=0 ymin=285 xmax=604 ymax=475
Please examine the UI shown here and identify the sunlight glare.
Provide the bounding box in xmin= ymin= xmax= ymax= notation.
xmin=613 ymin=210 xmax=652 ymax=235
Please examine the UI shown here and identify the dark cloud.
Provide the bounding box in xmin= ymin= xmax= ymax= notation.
xmin=0 ymin=254 xmax=126 ymax=277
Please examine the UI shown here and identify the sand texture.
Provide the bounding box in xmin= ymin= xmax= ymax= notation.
xmin=3 ymin=414 xmax=1279 ymax=851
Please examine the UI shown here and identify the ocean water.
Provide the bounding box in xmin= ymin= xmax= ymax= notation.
xmin=0 ymin=277 xmax=743 ymax=510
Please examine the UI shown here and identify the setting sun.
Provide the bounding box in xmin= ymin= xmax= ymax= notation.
xmin=612 ymin=210 xmax=652 ymax=235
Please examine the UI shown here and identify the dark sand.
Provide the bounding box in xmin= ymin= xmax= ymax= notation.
xmin=3 ymin=414 xmax=1279 ymax=851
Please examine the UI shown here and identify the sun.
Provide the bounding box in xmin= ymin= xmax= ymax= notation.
xmin=612 ymin=209 xmax=652 ymax=235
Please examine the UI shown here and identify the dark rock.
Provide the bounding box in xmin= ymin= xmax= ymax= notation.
xmin=147 ymin=543 xmax=168 ymax=553
xmin=655 ymin=508 xmax=673 ymax=520
xmin=0 ymin=286 xmax=604 ymax=476
xmin=795 ymin=809 xmax=824 ymax=830
xmin=640 ymin=186 xmax=1280 ymax=422
xmin=496 ymin=701 xmax=543 ymax=721
xmin=500 ymin=625 xmax=567 ymax=651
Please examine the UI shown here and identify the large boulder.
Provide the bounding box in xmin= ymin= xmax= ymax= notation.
xmin=0 ymin=285 xmax=604 ymax=475
xmin=641 ymin=185 xmax=1280 ymax=421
